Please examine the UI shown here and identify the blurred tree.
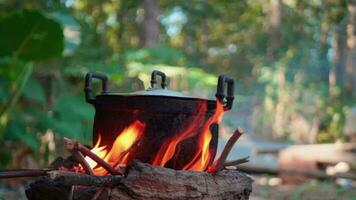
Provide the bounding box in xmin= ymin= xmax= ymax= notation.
xmin=347 ymin=0 xmax=356 ymax=96
xmin=0 ymin=0 xmax=355 ymax=168
xmin=142 ymin=0 xmax=160 ymax=47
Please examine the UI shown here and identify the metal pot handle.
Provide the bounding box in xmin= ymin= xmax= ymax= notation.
xmin=84 ymin=72 xmax=109 ymax=104
xmin=150 ymin=70 xmax=167 ymax=89
xmin=216 ymin=75 xmax=235 ymax=111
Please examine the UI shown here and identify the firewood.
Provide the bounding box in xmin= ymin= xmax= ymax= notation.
xmin=224 ymin=156 xmax=250 ymax=167
xmin=27 ymin=160 xmax=253 ymax=200
xmin=90 ymin=187 xmax=106 ymax=200
xmin=47 ymin=170 xmax=123 ymax=187
xmin=208 ymin=127 xmax=244 ymax=173
xmin=64 ymin=137 xmax=119 ymax=175
xmin=0 ymin=169 xmax=50 ymax=179
xmin=69 ymin=150 xmax=94 ymax=175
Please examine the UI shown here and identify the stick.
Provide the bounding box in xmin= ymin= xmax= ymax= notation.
xmin=68 ymin=185 xmax=75 ymax=200
xmin=90 ymin=187 xmax=106 ymax=200
xmin=67 ymin=146 xmax=94 ymax=175
xmin=207 ymin=127 xmax=244 ymax=173
xmin=64 ymin=137 xmax=119 ymax=175
xmin=224 ymin=156 xmax=250 ymax=167
xmin=0 ymin=169 xmax=51 ymax=179
xmin=48 ymin=170 xmax=123 ymax=187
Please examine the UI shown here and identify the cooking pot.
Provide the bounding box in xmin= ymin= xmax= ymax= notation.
xmin=84 ymin=70 xmax=234 ymax=169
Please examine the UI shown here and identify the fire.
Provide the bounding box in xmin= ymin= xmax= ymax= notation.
xmin=84 ymin=120 xmax=145 ymax=175
xmin=85 ymin=101 xmax=225 ymax=175
xmin=152 ymin=102 xmax=207 ymax=167
xmin=183 ymin=101 xmax=224 ymax=171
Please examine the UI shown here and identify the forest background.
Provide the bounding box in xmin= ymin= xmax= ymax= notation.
xmin=0 ymin=0 xmax=355 ymax=169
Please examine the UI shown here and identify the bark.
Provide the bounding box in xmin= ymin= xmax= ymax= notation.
xmin=142 ymin=0 xmax=160 ymax=47
xmin=347 ymin=0 xmax=356 ymax=96
xmin=26 ymin=161 xmax=253 ymax=200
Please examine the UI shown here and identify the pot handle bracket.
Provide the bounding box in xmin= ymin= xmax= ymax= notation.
xmin=216 ymin=75 xmax=235 ymax=111
xmin=85 ymin=72 xmax=109 ymax=104
xmin=150 ymin=70 xmax=167 ymax=89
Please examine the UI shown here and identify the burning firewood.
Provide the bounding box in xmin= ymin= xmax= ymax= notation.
xmin=208 ymin=127 xmax=244 ymax=173
xmin=25 ymin=127 xmax=252 ymax=199
xmin=64 ymin=137 xmax=120 ymax=175
xmin=26 ymin=160 xmax=253 ymax=200
xmin=66 ymin=146 xmax=94 ymax=175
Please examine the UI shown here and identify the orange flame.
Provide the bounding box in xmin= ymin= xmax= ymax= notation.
xmin=183 ymin=101 xmax=224 ymax=171
xmin=84 ymin=120 xmax=145 ymax=175
xmin=86 ymin=101 xmax=225 ymax=175
xmin=152 ymin=101 xmax=224 ymax=171
xmin=152 ymin=102 xmax=207 ymax=167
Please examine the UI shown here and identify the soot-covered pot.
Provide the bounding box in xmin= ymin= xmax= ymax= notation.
xmin=84 ymin=70 xmax=234 ymax=169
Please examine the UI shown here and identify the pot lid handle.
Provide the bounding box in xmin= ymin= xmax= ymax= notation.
xmin=150 ymin=70 xmax=167 ymax=89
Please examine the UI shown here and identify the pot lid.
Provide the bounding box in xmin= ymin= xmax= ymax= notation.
xmin=131 ymin=87 xmax=194 ymax=98
xmin=84 ymin=70 xmax=236 ymax=111
xmin=130 ymin=70 xmax=195 ymax=98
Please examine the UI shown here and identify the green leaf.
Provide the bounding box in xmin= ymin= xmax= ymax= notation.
xmin=23 ymin=78 xmax=46 ymax=104
xmin=0 ymin=9 xmax=64 ymax=61
xmin=50 ymin=11 xmax=81 ymax=56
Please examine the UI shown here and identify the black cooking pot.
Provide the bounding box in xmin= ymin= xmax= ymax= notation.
xmin=84 ymin=70 xmax=234 ymax=170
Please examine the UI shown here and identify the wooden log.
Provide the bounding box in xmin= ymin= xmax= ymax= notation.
xmin=233 ymin=163 xmax=356 ymax=181
xmin=278 ymin=143 xmax=356 ymax=164
xmin=26 ymin=160 xmax=253 ymax=200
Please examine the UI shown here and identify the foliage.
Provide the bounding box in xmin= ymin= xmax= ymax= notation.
xmin=0 ymin=9 xmax=63 ymax=60
xmin=0 ymin=0 xmax=355 ymax=168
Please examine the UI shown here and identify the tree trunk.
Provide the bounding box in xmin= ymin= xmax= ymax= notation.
xmin=116 ymin=0 xmax=128 ymax=66
xmin=142 ymin=0 xmax=160 ymax=47
xmin=347 ymin=0 xmax=356 ymax=96
xmin=333 ymin=19 xmax=348 ymax=90
xmin=267 ymin=0 xmax=281 ymax=61
xmin=266 ymin=0 xmax=286 ymax=137
xmin=319 ymin=2 xmax=330 ymax=96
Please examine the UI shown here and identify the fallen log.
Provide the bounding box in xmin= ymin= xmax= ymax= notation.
xmin=26 ymin=160 xmax=253 ymax=200
xmin=278 ymin=143 xmax=356 ymax=164
xmin=232 ymin=163 xmax=356 ymax=181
